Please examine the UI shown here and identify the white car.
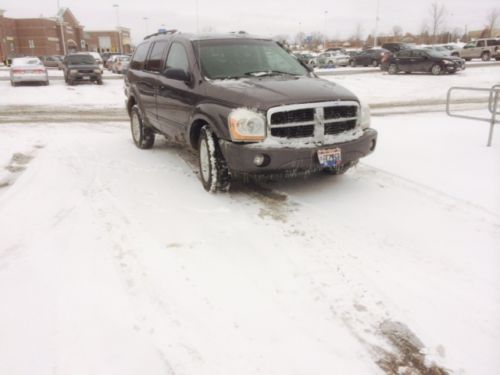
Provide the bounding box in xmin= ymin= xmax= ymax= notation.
xmin=317 ymin=51 xmax=350 ymax=68
xmin=10 ymin=57 xmax=49 ymax=86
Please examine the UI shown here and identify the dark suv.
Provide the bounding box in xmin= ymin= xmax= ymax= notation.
xmin=382 ymin=49 xmax=465 ymax=75
xmin=125 ymin=31 xmax=377 ymax=192
xmin=62 ymin=54 xmax=102 ymax=85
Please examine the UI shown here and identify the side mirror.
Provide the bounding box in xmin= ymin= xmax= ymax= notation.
xmin=164 ymin=68 xmax=191 ymax=83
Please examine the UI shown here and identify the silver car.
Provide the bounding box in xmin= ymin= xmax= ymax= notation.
xmin=10 ymin=57 xmax=49 ymax=86
xmin=317 ymin=51 xmax=350 ymax=68
xmin=112 ymin=55 xmax=130 ymax=74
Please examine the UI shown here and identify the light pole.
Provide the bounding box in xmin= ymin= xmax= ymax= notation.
xmin=143 ymin=17 xmax=149 ymax=36
xmin=113 ymin=4 xmax=122 ymax=54
xmin=323 ymin=11 xmax=328 ymax=49
xmin=57 ymin=1 xmax=67 ymax=55
xmin=374 ymin=0 xmax=380 ymax=47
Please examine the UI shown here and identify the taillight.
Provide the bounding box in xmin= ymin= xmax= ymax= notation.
xmin=12 ymin=69 xmax=22 ymax=74
xmin=35 ymin=69 xmax=45 ymax=73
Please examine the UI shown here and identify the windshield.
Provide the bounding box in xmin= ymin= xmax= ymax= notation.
xmin=195 ymin=39 xmax=308 ymax=80
xmin=12 ymin=58 xmax=42 ymax=66
xmin=67 ymin=55 xmax=96 ymax=65
xmin=425 ymin=50 xmax=447 ymax=58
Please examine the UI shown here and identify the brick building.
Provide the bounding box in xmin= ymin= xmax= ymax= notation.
xmin=85 ymin=27 xmax=132 ymax=54
xmin=0 ymin=8 xmax=131 ymax=63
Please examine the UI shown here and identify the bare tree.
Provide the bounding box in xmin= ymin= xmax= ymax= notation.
xmin=429 ymin=1 xmax=446 ymax=43
xmin=392 ymin=25 xmax=403 ymax=41
xmin=486 ymin=8 xmax=499 ymax=37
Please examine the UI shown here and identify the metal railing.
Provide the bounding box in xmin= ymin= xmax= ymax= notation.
xmin=446 ymin=84 xmax=500 ymax=147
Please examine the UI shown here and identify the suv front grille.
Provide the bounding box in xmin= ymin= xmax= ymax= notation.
xmin=79 ymin=69 xmax=94 ymax=74
xmin=267 ymin=102 xmax=359 ymax=141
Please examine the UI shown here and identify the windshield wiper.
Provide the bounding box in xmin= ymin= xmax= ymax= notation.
xmin=244 ymin=70 xmax=298 ymax=77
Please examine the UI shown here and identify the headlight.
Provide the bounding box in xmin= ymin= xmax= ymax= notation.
xmin=70 ymin=69 xmax=77 ymax=74
xmin=94 ymin=69 xmax=101 ymax=73
xmin=360 ymin=102 xmax=371 ymax=129
xmin=228 ymin=108 xmax=266 ymax=142
xmin=442 ymin=60 xmax=453 ymax=65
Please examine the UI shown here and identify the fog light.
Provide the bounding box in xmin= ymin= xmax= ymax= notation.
xmin=254 ymin=154 xmax=270 ymax=167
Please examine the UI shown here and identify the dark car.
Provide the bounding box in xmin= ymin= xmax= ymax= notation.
xmin=381 ymin=42 xmax=412 ymax=53
xmin=125 ymin=31 xmax=377 ymax=192
xmin=349 ymin=48 xmax=391 ymax=67
xmin=62 ymin=54 xmax=103 ymax=85
xmin=382 ymin=49 xmax=465 ymax=75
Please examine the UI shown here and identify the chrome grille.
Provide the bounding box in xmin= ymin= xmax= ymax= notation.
xmin=267 ymin=101 xmax=359 ymax=142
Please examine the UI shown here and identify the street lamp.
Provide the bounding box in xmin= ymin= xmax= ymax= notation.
xmin=374 ymin=0 xmax=380 ymax=47
xmin=324 ymin=11 xmax=328 ymax=49
xmin=113 ymin=4 xmax=122 ymax=54
xmin=143 ymin=17 xmax=149 ymax=36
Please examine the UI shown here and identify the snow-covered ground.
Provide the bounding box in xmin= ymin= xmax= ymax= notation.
xmin=0 ymin=65 xmax=499 ymax=375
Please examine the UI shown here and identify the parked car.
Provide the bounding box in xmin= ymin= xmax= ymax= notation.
xmin=125 ymin=31 xmax=377 ymax=192
xmin=10 ymin=57 xmax=49 ymax=86
xmin=293 ymin=52 xmax=316 ymax=68
xmin=101 ymin=52 xmax=120 ymax=65
xmin=382 ymin=49 xmax=465 ymax=75
xmin=62 ymin=53 xmax=102 ymax=85
xmin=349 ymin=48 xmax=391 ymax=67
xmin=381 ymin=42 xmax=412 ymax=53
xmin=454 ymin=38 xmax=500 ymax=61
xmin=106 ymin=55 xmax=121 ymax=70
xmin=112 ymin=55 xmax=131 ymax=73
xmin=325 ymin=47 xmax=347 ymax=54
xmin=317 ymin=51 xmax=350 ymax=67
xmin=38 ymin=55 xmax=63 ymax=69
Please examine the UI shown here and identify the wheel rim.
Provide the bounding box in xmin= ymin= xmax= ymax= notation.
xmin=389 ymin=65 xmax=396 ymax=74
xmin=199 ymin=138 xmax=210 ymax=182
xmin=131 ymin=112 xmax=141 ymax=142
xmin=432 ymin=65 xmax=441 ymax=74
xmin=372 ymin=60 xmax=377 ymax=66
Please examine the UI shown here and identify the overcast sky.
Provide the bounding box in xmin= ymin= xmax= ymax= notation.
xmin=2 ymin=0 xmax=499 ymax=44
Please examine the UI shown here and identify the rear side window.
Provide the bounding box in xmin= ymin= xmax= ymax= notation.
xmin=477 ymin=40 xmax=485 ymax=47
xmin=165 ymin=43 xmax=189 ymax=73
xmin=130 ymin=43 xmax=150 ymax=70
xmin=145 ymin=41 xmax=168 ymax=72
xmin=487 ymin=39 xmax=500 ymax=46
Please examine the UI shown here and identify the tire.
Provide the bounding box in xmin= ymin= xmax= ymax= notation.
xmin=388 ymin=64 xmax=398 ymax=74
xmin=10 ymin=81 xmax=16 ymax=87
xmin=371 ymin=60 xmax=379 ymax=67
xmin=198 ymin=125 xmax=231 ymax=193
xmin=44 ymin=81 xmax=49 ymax=86
xmin=350 ymin=60 xmax=356 ymax=67
xmin=130 ymin=105 xmax=155 ymax=149
xmin=481 ymin=52 xmax=490 ymax=61
xmin=67 ymin=79 xmax=74 ymax=86
xmin=431 ymin=64 xmax=442 ymax=75
xmin=96 ymin=78 xmax=103 ymax=85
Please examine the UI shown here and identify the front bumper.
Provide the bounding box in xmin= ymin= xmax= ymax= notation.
xmin=11 ymin=74 xmax=48 ymax=83
xmin=69 ymin=72 xmax=101 ymax=80
xmin=219 ymin=129 xmax=377 ymax=174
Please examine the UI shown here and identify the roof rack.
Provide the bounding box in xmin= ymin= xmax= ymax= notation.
xmin=144 ymin=29 xmax=178 ymax=40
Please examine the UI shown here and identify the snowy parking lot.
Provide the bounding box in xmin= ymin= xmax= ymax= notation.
xmin=0 ymin=65 xmax=499 ymax=375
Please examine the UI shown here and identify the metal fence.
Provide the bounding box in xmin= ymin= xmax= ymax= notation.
xmin=446 ymin=84 xmax=500 ymax=147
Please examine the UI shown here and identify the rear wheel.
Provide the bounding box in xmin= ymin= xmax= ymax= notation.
xmin=350 ymin=60 xmax=356 ymax=67
xmin=481 ymin=52 xmax=490 ymax=61
xmin=431 ymin=64 xmax=442 ymax=75
xmin=130 ymin=105 xmax=155 ymax=149
xmin=10 ymin=81 xmax=16 ymax=87
xmin=388 ymin=64 xmax=398 ymax=74
xmin=198 ymin=126 xmax=231 ymax=193
xmin=371 ymin=60 xmax=379 ymax=67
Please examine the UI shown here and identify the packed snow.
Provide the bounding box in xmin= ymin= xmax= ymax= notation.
xmin=0 ymin=64 xmax=499 ymax=375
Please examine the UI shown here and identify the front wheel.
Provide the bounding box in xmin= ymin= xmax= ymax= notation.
xmin=350 ymin=60 xmax=356 ymax=67
xmin=388 ymin=64 xmax=398 ymax=74
xmin=371 ymin=60 xmax=379 ymax=67
xmin=198 ymin=126 xmax=231 ymax=193
xmin=431 ymin=64 xmax=442 ymax=75
xmin=130 ymin=105 xmax=155 ymax=149
xmin=481 ymin=52 xmax=490 ymax=61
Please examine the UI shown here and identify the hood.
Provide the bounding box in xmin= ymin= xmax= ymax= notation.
xmin=443 ymin=55 xmax=464 ymax=62
xmin=205 ymin=75 xmax=358 ymax=110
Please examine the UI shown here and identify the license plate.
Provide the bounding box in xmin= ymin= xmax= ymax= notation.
xmin=318 ymin=148 xmax=342 ymax=167
xmin=82 ymin=75 xmax=90 ymax=79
